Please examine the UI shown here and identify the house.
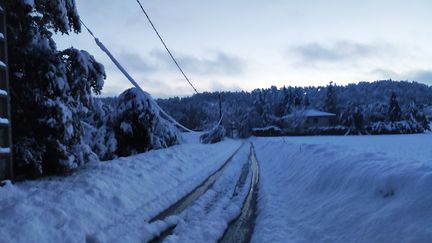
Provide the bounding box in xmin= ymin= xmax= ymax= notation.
xmin=252 ymin=109 xmax=339 ymax=136
xmin=302 ymin=109 xmax=336 ymax=128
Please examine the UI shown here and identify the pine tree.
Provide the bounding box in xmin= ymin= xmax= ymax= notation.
xmin=304 ymin=94 xmax=311 ymax=108
xmin=6 ymin=1 xmax=105 ymax=177
xmin=324 ymin=82 xmax=338 ymax=114
xmin=406 ymin=101 xmax=429 ymax=130
xmin=114 ymin=88 xmax=180 ymax=157
xmin=283 ymin=87 xmax=293 ymax=114
xmin=388 ymin=92 xmax=402 ymax=122
xmin=294 ymin=89 xmax=302 ymax=108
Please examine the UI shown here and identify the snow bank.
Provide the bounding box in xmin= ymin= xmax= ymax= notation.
xmin=0 ymin=138 xmax=241 ymax=243
xmin=252 ymin=136 xmax=432 ymax=242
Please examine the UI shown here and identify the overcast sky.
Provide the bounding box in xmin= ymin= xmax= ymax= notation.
xmin=55 ymin=0 xmax=432 ymax=98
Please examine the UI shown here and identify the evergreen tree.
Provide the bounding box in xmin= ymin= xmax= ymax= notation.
xmin=114 ymin=88 xmax=180 ymax=157
xmin=283 ymin=87 xmax=293 ymax=114
xmin=83 ymin=99 xmax=117 ymax=161
xmin=324 ymin=81 xmax=338 ymax=114
xmin=294 ymin=89 xmax=302 ymax=108
xmin=304 ymin=94 xmax=311 ymax=108
xmin=406 ymin=101 xmax=429 ymax=130
xmin=7 ymin=0 xmax=105 ymax=177
xmin=388 ymin=92 xmax=402 ymax=122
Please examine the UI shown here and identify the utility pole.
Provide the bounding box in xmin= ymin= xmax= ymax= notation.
xmin=0 ymin=3 xmax=13 ymax=181
xmin=218 ymin=93 xmax=222 ymax=121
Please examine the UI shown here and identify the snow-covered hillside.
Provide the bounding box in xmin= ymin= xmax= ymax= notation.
xmin=252 ymin=135 xmax=432 ymax=242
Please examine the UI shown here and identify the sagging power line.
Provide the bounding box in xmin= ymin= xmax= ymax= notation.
xmin=79 ymin=19 xmax=224 ymax=133
xmin=135 ymin=0 xmax=199 ymax=94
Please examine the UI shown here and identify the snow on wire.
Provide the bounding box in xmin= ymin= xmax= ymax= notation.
xmin=79 ymin=20 xmax=223 ymax=133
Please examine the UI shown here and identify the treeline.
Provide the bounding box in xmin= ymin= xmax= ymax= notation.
xmin=157 ymin=80 xmax=432 ymax=137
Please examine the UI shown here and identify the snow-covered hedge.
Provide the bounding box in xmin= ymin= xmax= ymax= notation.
xmin=252 ymin=126 xmax=282 ymax=137
xmin=252 ymin=125 xmax=348 ymax=136
xmin=367 ymin=120 xmax=424 ymax=134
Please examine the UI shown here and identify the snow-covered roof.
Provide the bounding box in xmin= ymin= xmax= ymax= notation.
xmin=303 ymin=109 xmax=336 ymax=117
xmin=280 ymin=109 xmax=336 ymax=120
xmin=252 ymin=126 xmax=281 ymax=132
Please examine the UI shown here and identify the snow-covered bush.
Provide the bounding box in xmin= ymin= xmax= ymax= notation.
xmin=252 ymin=126 xmax=282 ymax=137
xmin=82 ymin=99 xmax=117 ymax=161
xmin=114 ymin=88 xmax=180 ymax=156
xmin=367 ymin=121 xmax=424 ymax=134
xmin=7 ymin=0 xmax=105 ymax=177
xmin=200 ymin=125 xmax=226 ymax=144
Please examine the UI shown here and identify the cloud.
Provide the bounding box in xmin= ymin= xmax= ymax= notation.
xmin=370 ymin=68 xmax=398 ymax=78
xmin=208 ymin=80 xmax=242 ymax=92
xmin=150 ymin=50 xmax=246 ymax=75
xmin=291 ymin=41 xmax=378 ymax=63
xmin=117 ymin=51 xmax=155 ymax=73
xmin=408 ymin=70 xmax=432 ymax=84
xmin=370 ymin=69 xmax=432 ymax=84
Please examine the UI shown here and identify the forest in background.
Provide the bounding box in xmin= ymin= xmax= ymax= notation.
xmin=155 ymin=80 xmax=432 ymax=137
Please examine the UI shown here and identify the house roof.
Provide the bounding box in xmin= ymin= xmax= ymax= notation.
xmin=280 ymin=109 xmax=336 ymax=120
xmin=303 ymin=109 xmax=336 ymax=117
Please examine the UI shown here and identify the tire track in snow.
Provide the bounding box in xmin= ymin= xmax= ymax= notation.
xmin=149 ymin=143 xmax=246 ymax=242
xmin=152 ymin=143 xmax=260 ymax=243
xmin=219 ymin=143 xmax=260 ymax=243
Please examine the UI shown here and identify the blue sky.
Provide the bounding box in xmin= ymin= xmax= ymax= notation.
xmin=55 ymin=0 xmax=432 ymax=97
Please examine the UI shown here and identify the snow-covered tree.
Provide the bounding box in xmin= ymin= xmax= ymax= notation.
xmin=114 ymin=88 xmax=180 ymax=157
xmin=83 ymin=99 xmax=117 ymax=161
xmin=158 ymin=80 xmax=432 ymax=136
xmin=405 ymin=101 xmax=429 ymax=130
xmin=7 ymin=0 xmax=106 ymax=177
xmin=324 ymin=81 xmax=338 ymax=114
xmin=388 ymin=92 xmax=402 ymax=122
xmin=304 ymin=94 xmax=311 ymax=108
xmin=340 ymin=104 xmax=364 ymax=134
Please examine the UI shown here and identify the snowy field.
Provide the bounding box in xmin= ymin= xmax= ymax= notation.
xmin=0 ymin=135 xmax=242 ymax=243
xmin=252 ymin=134 xmax=432 ymax=243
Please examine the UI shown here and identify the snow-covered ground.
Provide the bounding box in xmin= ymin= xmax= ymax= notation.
xmin=0 ymin=135 xmax=241 ymax=243
xmin=280 ymin=133 xmax=432 ymax=166
xmin=252 ymin=134 xmax=432 ymax=243
xmin=3 ymin=133 xmax=432 ymax=243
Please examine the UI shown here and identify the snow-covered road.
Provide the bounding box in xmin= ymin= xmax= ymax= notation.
xmin=162 ymin=143 xmax=252 ymax=242
xmin=0 ymin=137 xmax=242 ymax=243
